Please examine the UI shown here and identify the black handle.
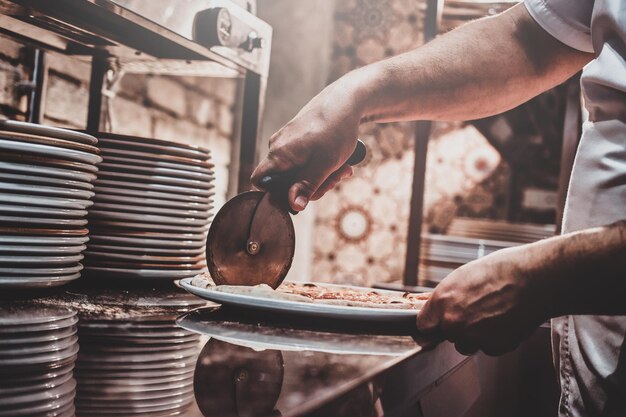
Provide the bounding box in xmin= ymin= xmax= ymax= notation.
xmin=260 ymin=139 xmax=367 ymax=214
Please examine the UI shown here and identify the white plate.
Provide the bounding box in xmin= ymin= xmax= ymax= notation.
xmin=99 ymin=154 xmax=214 ymax=173
xmin=87 ymin=244 xmax=204 ymax=256
xmin=0 ymin=181 xmax=94 ymax=200
xmin=88 ymin=210 xmax=209 ymax=227
xmin=0 ymin=254 xmax=83 ymax=265
xmin=84 ymin=266 xmax=206 ymax=279
xmin=84 ymin=251 xmax=204 ymax=264
xmin=179 ymin=279 xmax=421 ymax=323
xmin=92 ymin=185 xmax=211 ymax=204
xmin=95 ymin=178 xmax=213 ymax=197
xmin=87 ymin=219 xmax=209 ymax=233
xmin=0 ymin=193 xmax=92 ymax=210
xmin=0 ymin=263 xmax=83 ymax=276
xmin=0 ymin=171 xmax=93 ymax=190
xmin=88 ymin=234 xmax=204 ymax=249
xmin=0 ymin=160 xmax=97 ymax=182
xmin=91 ymin=201 xmax=211 ymax=218
xmin=93 ymin=192 xmax=212 ymax=211
xmin=0 ymin=204 xmax=87 ymax=218
xmin=97 ymin=169 xmax=212 ymax=189
xmin=0 ymin=244 xmax=86 ymax=254
xmin=0 ymin=273 xmax=81 ymax=288
xmin=98 ymin=136 xmax=209 ymax=160
xmin=0 ymin=120 xmax=97 ymax=145
xmin=0 ymin=235 xmax=88 ymax=245
xmin=100 ymin=147 xmax=209 ymax=168
xmin=0 ymin=138 xmax=102 ymax=165
xmin=98 ymin=161 xmax=213 ymax=181
xmin=0 ymin=215 xmax=87 ymax=227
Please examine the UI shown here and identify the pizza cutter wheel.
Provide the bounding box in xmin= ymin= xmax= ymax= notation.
xmin=207 ymin=140 xmax=366 ymax=289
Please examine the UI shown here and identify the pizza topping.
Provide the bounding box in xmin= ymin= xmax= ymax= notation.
xmin=190 ymin=273 xmax=430 ymax=310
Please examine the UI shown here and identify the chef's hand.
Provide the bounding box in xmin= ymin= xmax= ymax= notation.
xmin=251 ymin=84 xmax=362 ymax=212
xmin=415 ymin=246 xmax=549 ymax=356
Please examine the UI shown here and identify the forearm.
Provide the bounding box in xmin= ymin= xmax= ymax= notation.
xmin=524 ymin=222 xmax=626 ymax=317
xmin=333 ymin=3 xmax=592 ymax=123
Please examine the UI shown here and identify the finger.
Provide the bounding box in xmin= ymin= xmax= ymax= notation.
xmin=310 ymin=165 xmax=353 ymax=201
xmin=251 ymin=151 xmax=296 ymax=191
xmin=287 ymin=163 xmax=335 ymax=212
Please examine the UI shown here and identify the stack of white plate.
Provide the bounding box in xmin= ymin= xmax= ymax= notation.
xmin=85 ymin=133 xmax=214 ymax=280
xmin=448 ymin=217 xmax=556 ymax=243
xmin=0 ymin=120 xmax=101 ymax=289
xmin=74 ymin=314 xmax=200 ymax=416
xmin=0 ymin=305 xmax=78 ymax=417
xmin=419 ymin=234 xmax=520 ymax=286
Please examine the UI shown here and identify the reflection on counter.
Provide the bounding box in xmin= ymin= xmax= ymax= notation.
xmin=0 ymin=287 xmax=472 ymax=417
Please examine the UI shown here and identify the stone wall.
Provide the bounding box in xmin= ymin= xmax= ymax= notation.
xmin=0 ymin=33 xmax=240 ymax=209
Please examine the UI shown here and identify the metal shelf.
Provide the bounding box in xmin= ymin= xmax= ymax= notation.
xmin=0 ymin=0 xmax=271 ymax=77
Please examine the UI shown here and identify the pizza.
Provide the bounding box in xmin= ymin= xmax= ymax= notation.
xmin=190 ymin=273 xmax=430 ymax=310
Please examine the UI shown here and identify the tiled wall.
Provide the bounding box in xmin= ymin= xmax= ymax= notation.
xmin=311 ymin=0 xmax=513 ymax=286
xmin=0 ymin=34 xmax=239 ymax=210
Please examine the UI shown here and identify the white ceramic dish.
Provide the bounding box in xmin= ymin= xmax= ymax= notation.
xmin=88 ymin=234 xmax=204 ymax=249
xmin=0 ymin=235 xmax=88 ymax=245
xmin=0 ymin=254 xmax=84 ymax=265
xmin=97 ymin=161 xmax=213 ymax=181
xmin=97 ymin=169 xmax=211 ymax=189
xmin=99 ymin=154 xmax=214 ymax=173
xmin=92 ymin=186 xmax=211 ymax=204
xmin=179 ymin=279 xmax=421 ymax=323
xmin=86 ymin=244 xmax=204 ymax=256
xmin=0 ymin=138 xmax=102 ymax=165
xmin=88 ymin=210 xmax=208 ymax=227
xmin=0 ymin=160 xmax=97 ymax=182
xmin=0 ymin=244 xmax=86 ymax=255
xmin=98 ymin=136 xmax=209 ymax=160
xmin=93 ymin=192 xmax=212 ymax=211
xmin=0 ymin=214 xmax=87 ymax=227
xmin=87 ymin=219 xmax=209 ymax=233
xmin=91 ymin=201 xmax=211 ymax=219
xmin=0 ymin=263 xmax=83 ymax=276
xmin=84 ymin=251 xmax=204 ymax=264
xmin=0 ymin=171 xmax=93 ymax=190
xmin=0 ymin=120 xmax=97 ymax=145
xmin=84 ymin=266 xmax=206 ymax=279
xmin=0 ymin=204 xmax=87 ymax=218
xmin=0 ymin=193 xmax=93 ymax=210
xmin=0 ymin=181 xmax=94 ymax=200
xmin=0 ymin=273 xmax=81 ymax=288
xmin=95 ymin=178 xmax=213 ymax=197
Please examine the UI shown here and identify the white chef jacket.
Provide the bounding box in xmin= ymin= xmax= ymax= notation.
xmin=524 ymin=1 xmax=626 ymax=416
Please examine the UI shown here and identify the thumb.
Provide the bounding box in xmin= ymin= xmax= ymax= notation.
xmin=415 ymin=298 xmax=442 ymax=334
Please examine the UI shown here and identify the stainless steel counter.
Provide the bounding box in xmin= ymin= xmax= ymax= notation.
xmin=1 ymin=284 xmax=472 ymax=417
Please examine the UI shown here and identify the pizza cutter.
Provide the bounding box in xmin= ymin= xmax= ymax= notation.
xmin=206 ymin=139 xmax=367 ymax=289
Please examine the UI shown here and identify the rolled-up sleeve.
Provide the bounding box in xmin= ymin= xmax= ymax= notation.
xmin=524 ymin=0 xmax=594 ymax=53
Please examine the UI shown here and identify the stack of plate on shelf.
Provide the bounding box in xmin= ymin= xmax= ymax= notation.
xmin=448 ymin=217 xmax=556 ymax=243
xmin=74 ymin=311 xmax=201 ymax=415
xmin=0 ymin=120 xmax=101 ymax=289
xmin=418 ymin=234 xmax=520 ymax=286
xmin=85 ymin=133 xmax=215 ymax=280
xmin=0 ymin=305 xmax=78 ymax=417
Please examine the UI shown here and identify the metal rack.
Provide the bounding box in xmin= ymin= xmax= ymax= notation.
xmin=0 ymin=0 xmax=272 ymax=194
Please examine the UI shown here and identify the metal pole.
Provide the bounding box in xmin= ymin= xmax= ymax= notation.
xmin=237 ymin=71 xmax=265 ymax=193
xmin=27 ymin=49 xmax=47 ymax=124
xmin=87 ymin=54 xmax=108 ymax=132
xmin=401 ymin=0 xmax=441 ymax=287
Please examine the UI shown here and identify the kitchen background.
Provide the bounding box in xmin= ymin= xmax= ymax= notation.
xmin=0 ymin=0 xmax=566 ymax=286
